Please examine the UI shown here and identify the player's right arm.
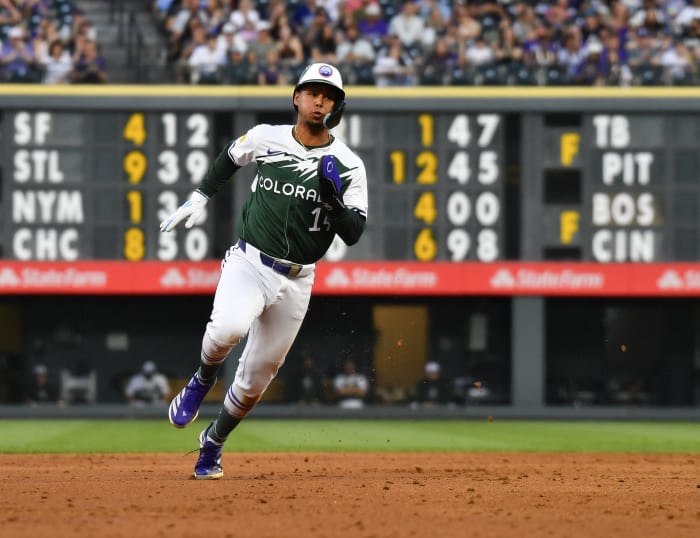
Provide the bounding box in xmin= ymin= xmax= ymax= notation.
xmin=160 ymin=134 xmax=247 ymax=232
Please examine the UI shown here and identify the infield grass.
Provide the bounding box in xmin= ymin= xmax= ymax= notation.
xmin=0 ymin=419 xmax=698 ymax=454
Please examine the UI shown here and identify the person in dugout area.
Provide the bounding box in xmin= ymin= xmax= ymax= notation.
xmin=124 ymin=360 xmax=171 ymax=405
xmin=160 ymin=62 xmax=369 ymax=479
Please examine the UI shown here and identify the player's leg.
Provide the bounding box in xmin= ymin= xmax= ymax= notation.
xmin=197 ymin=273 xmax=313 ymax=465
xmin=169 ymin=250 xmax=266 ymax=429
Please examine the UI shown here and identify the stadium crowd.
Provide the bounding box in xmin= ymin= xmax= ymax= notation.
xmin=0 ymin=0 xmax=107 ymax=84
xmin=2 ymin=1 xmax=700 ymax=86
xmin=154 ymin=0 xmax=700 ymax=87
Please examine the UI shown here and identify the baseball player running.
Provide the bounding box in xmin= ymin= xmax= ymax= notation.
xmin=160 ymin=63 xmax=368 ymax=479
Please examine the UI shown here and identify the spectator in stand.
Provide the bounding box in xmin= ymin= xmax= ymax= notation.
xmin=357 ymin=2 xmax=389 ymax=50
xmin=510 ymin=2 xmax=538 ymax=44
xmin=1 ymin=26 xmax=39 ymax=82
xmin=175 ymin=19 xmax=208 ymax=83
xmin=229 ymin=0 xmax=260 ymax=42
xmin=257 ymin=48 xmax=287 ymax=84
xmin=629 ymin=0 xmax=667 ymax=34
xmin=223 ymin=46 xmax=256 ymax=84
xmin=188 ymin=31 xmax=227 ymax=84
xmin=417 ymin=0 xmax=451 ymax=22
xmin=526 ymin=23 xmax=558 ymax=69
xmin=659 ymin=34 xmax=695 ymax=84
xmin=464 ymin=34 xmax=497 ymax=67
xmin=318 ymin=0 xmax=343 ymax=24
xmin=571 ymin=39 xmax=609 ymax=85
xmin=608 ymin=0 xmax=632 ymax=34
xmin=451 ymin=1 xmax=481 ymax=43
xmin=675 ymin=0 xmax=700 ymax=32
xmin=607 ymin=43 xmax=633 ymax=86
xmin=0 ymin=0 xmax=22 ymax=30
xmin=579 ymin=8 xmax=606 ymax=45
xmin=203 ymin=0 xmax=228 ymax=35
xmin=247 ymin=20 xmax=275 ymax=64
xmin=388 ymin=0 xmax=425 ymax=51
xmin=167 ymin=0 xmax=208 ymax=62
xmin=420 ymin=35 xmax=457 ymax=84
xmin=291 ymin=0 xmax=318 ymax=35
xmin=478 ymin=0 xmax=508 ymax=46
xmin=41 ymin=38 xmax=73 ymax=84
xmin=558 ymin=26 xmax=586 ymax=80
xmin=70 ymin=38 xmax=107 ymax=83
xmin=420 ymin=1 xmax=449 ymax=49
xmin=336 ymin=22 xmax=376 ymax=82
xmin=373 ymin=35 xmax=416 ymax=86
xmin=543 ymin=0 xmax=574 ymax=32
xmin=310 ymin=20 xmax=338 ymax=63
xmin=260 ymin=0 xmax=287 ymax=29
xmin=275 ymin=22 xmax=304 ymax=75
xmin=216 ymin=21 xmax=247 ymax=58
xmin=300 ymin=6 xmax=329 ymax=60
xmin=627 ymin=26 xmax=662 ymax=71
xmin=681 ymin=17 xmax=700 ymax=48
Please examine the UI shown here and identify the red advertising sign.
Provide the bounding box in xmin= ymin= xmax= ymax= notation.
xmin=2 ymin=261 xmax=700 ymax=297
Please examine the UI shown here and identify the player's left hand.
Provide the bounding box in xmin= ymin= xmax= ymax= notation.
xmin=317 ymin=155 xmax=345 ymax=214
xmin=159 ymin=190 xmax=209 ymax=232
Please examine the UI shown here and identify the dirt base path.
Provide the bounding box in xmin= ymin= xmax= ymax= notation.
xmin=1 ymin=453 xmax=698 ymax=538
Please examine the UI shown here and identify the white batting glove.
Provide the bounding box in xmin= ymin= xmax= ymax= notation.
xmin=159 ymin=190 xmax=209 ymax=232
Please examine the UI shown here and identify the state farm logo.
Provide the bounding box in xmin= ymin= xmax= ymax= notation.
xmin=0 ymin=268 xmax=20 ymax=286
xmin=160 ymin=267 xmax=220 ymax=288
xmin=326 ymin=268 xmax=351 ymax=287
xmin=324 ymin=267 xmax=437 ymax=289
xmin=0 ymin=266 xmax=107 ymax=288
xmin=160 ymin=268 xmax=186 ymax=287
xmin=657 ymin=270 xmax=683 ymax=289
xmin=490 ymin=268 xmax=604 ymax=289
xmin=657 ymin=269 xmax=700 ymax=290
xmin=490 ymin=269 xmax=516 ymax=288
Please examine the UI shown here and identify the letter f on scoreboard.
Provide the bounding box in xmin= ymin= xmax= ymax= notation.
xmin=560 ymin=133 xmax=580 ymax=166
xmin=560 ymin=211 xmax=579 ymax=244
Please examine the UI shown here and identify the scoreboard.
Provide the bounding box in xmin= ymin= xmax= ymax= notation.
xmin=527 ymin=111 xmax=699 ymax=263
xmin=4 ymin=109 xmax=215 ymax=262
xmin=328 ymin=111 xmax=504 ymax=263
xmin=2 ymin=86 xmax=700 ymax=296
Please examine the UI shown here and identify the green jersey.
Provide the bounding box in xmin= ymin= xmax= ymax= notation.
xmin=225 ymin=124 xmax=368 ymax=264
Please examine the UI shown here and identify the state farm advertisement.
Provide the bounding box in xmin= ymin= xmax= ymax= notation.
xmin=3 ymin=261 xmax=700 ymax=296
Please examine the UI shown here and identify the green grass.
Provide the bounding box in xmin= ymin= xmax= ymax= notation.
xmin=0 ymin=419 xmax=698 ymax=454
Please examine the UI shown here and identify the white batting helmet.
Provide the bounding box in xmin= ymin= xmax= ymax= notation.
xmin=293 ymin=63 xmax=345 ymax=102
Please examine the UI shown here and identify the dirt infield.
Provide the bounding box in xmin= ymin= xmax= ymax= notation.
xmin=1 ymin=453 xmax=698 ymax=538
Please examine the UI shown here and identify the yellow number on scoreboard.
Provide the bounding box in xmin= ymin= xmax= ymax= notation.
xmin=416 ymin=151 xmax=437 ymax=184
xmin=389 ymin=150 xmax=405 ymax=184
xmin=414 ymin=228 xmax=437 ymax=261
xmin=124 ymin=151 xmax=147 ymax=184
xmin=418 ymin=114 xmax=434 ymax=147
xmin=414 ymin=191 xmax=437 ymax=224
xmin=124 ymin=227 xmax=145 ymax=261
xmin=123 ymin=113 xmax=146 ymax=146
xmin=127 ymin=190 xmax=142 ymax=224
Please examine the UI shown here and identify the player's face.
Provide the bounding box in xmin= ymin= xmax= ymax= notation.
xmin=294 ymin=83 xmax=338 ymax=128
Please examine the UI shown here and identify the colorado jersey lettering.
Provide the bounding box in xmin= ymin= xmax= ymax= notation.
xmin=228 ymin=124 xmax=368 ymax=264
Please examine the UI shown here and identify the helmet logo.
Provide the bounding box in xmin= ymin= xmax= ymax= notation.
xmin=318 ymin=65 xmax=333 ymax=77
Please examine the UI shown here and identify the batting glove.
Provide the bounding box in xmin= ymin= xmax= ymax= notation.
xmin=159 ymin=190 xmax=209 ymax=232
xmin=317 ymin=155 xmax=345 ymax=214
